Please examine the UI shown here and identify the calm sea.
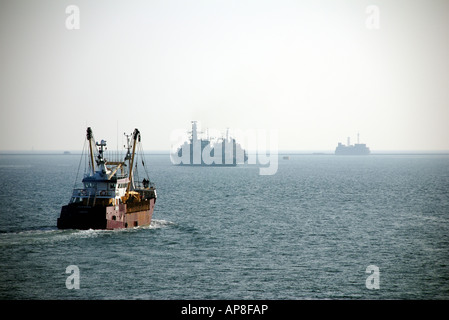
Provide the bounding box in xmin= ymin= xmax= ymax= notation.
xmin=0 ymin=153 xmax=448 ymax=300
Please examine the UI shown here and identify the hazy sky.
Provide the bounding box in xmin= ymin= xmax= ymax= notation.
xmin=1 ymin=0 xmax=448 ymax=151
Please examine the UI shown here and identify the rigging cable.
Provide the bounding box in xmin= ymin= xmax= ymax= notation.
xmin=73 ymin=138 xmax=87 ymax=193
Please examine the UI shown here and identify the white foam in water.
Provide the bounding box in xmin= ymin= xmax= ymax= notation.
xmin=0 ymin=228 xmax=62 ymax=246
xmin=149 ymin=219 xmax=176 ymax=229
xmin=0 ymin=220 xmax=177 ymax=245
xmin=72 ymin=228 xmax=106 ymax=238
xmin=29 ymin=228 xmax=112 ymax=243
xmin=49 ymin=220 xmax=176 ymax=241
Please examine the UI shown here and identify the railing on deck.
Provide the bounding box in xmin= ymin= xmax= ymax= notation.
xmin=72 ymin=189 xmax=115 ymax=198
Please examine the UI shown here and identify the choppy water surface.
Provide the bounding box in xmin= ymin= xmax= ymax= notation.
xmin=0 ymin=154 xmax=448 ymax=299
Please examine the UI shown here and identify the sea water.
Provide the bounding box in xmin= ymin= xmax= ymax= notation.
xmin=0 ymin=153 xmax=448 ymax=299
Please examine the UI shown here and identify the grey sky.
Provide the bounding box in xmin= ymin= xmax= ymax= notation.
xmin=1 ymin=0 xmax=448 ymax=151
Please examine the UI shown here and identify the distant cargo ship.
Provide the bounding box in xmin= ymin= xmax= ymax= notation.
xmin=57 ymin=127 xmax=157 ymax=230
xmin=175 ymin=121 xmax=248 ymax=166
xmin=335 ymin=133 xmax=370 ymax=155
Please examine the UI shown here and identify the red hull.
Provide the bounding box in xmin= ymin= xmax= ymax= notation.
xmin=105 ymin=200 xmax=155 ymax=229
xmin=57 ymin=198 xmax=156 ymax=230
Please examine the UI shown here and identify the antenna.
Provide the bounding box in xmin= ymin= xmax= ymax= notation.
xmin=192 ymin=121 xmax=198 ymax=141
xmin=117 ymin=120 xmax=119 ymax=161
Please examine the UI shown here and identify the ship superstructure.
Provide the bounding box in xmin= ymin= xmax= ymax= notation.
xmin=57 ymin=127 xmax=156 ymax=230
xmin=335 ymin=133 xmax=370 ymax=155
xmin=176 ymin=121 xmax=248 ymax=166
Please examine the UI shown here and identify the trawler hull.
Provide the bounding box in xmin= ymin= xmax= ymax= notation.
xmin=57 ymin=198 xmax=156 ymax=230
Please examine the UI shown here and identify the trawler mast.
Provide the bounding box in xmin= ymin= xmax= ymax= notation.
xmin=126 ymin=128 xmax=140 ymax=196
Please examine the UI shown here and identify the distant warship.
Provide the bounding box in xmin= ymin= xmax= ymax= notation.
xmin=335 ymin=133 xmax=370 ymax=155
xmin=176 ymin=121 xmax=248 ymax=166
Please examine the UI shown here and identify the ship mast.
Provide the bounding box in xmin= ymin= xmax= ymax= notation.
xmin=126 ymin=128 xmax=140 ymax=195
xmin=86 ymin=127 xmax=96 ymax=175
xmin=192 ymin=121 xmax=198 ymax=141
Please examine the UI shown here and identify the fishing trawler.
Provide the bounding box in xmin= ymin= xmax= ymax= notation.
xmin=57 ymin=127 xmax=156 ymax=230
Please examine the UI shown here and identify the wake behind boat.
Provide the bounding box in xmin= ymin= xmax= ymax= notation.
xmin=57 ymin=127 xmax=157 ymax=230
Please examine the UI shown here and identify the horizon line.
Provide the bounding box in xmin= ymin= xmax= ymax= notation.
xmin=1 ymin=149 xmax=449 ymax=156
